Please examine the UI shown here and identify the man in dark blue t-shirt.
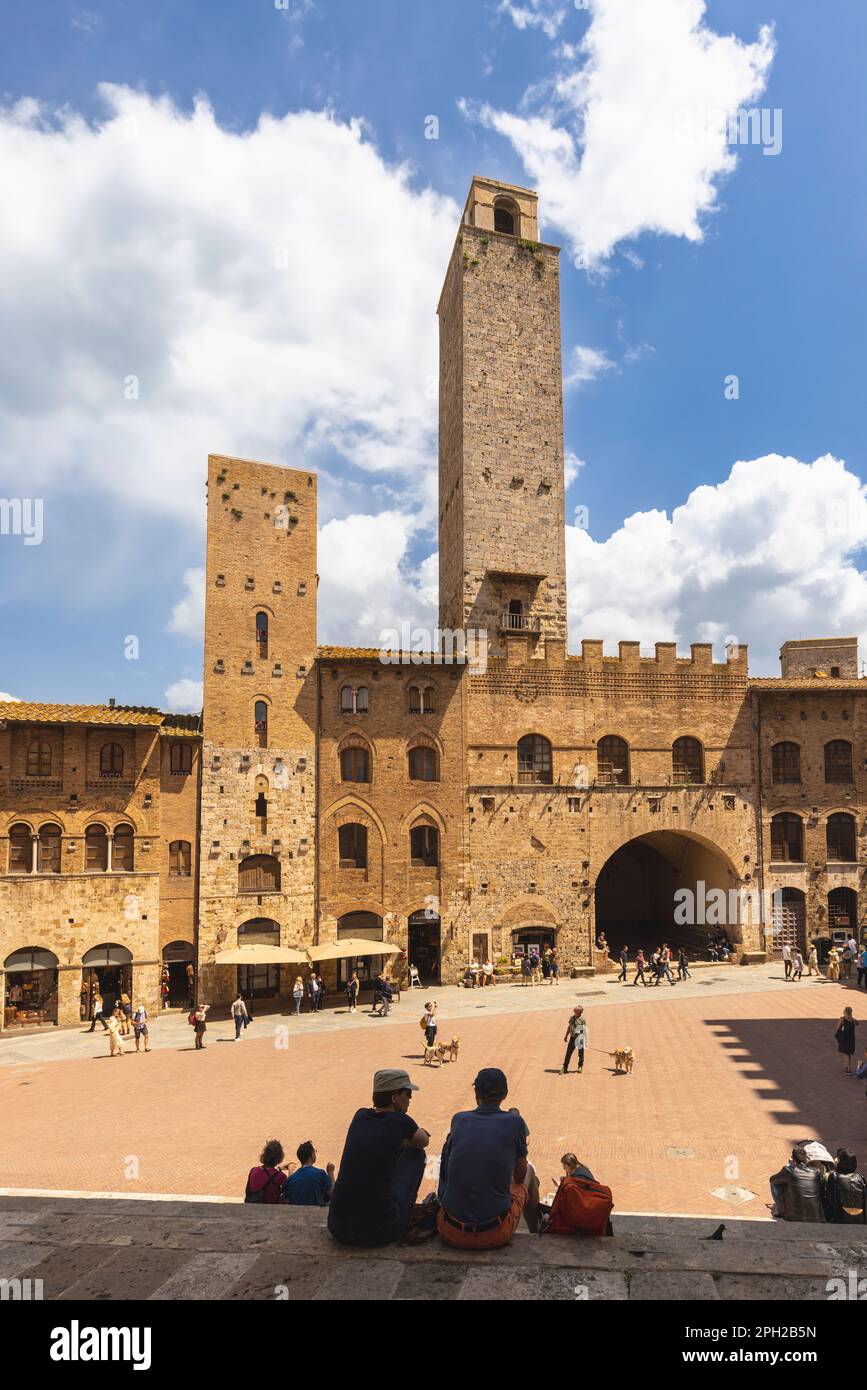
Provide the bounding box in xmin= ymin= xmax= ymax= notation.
xmin=437 ymin=1067 xmax=539 ymax=1249
xmin=328 ymin=1068 xmax=429 ymax=1246
xmin=284 ymin=1140 xmax=335 ymax=1206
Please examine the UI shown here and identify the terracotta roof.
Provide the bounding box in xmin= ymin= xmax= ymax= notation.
xmin=749 ymin=679 xmax=865 ymax=691
xmin=317 ymin=647 xmax=467 ymax=666
xmin=0 ymin=702 xmax=202 ymax=732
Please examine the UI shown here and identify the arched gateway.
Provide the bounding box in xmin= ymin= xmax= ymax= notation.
xmin=595 ymin=831 xmax=745 ymax=957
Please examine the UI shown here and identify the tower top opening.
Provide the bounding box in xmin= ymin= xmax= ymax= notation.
xmin=462 ymin=176 xmax=539 ymax=242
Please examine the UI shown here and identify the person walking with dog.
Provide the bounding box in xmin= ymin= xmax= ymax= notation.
xmin=562 ymin=1006 xmax=587 ymax=1075
xmin=422 ymin=1001 xmax=438 ymax=1049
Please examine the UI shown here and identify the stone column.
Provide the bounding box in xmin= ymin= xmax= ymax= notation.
xmin=57 ymin=967 xmax=82 ymax=1030
xmin=106 ymin=833 xmax=114 ymax=873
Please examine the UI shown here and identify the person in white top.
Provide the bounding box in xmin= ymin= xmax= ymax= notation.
xmin=482 ymin=959 xmax=495 ymax=987
xmin=231 ymin=992 xmax=249 ymax=1041
xmin=106 ymin=1010 xmax=124 ymax=1057
xmin=782 ymin=942 xmax=792 ymax=980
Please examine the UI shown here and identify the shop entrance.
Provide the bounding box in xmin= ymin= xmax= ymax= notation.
xmin=81 ymin=943 xmax=133 ymax=1018
xmin=511 ymin=927 xmax=556 ymax=962
xmin=408 ymin=911 xmax=441 ymax=984
xmin=162 ymin=940 xmax=195 ymax=1007
xmin=4 ymin=947 xmax=59 ymax=1029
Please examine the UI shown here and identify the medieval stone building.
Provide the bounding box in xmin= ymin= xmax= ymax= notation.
xmin=1 ymin=177 xmax=864 ymax=1028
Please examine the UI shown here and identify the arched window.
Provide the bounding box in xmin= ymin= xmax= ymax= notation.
xmin=100 ymin=743 xmax=124 ymax=778
xmin=255 ymin=792 xmax=268 ymax=833
xmin=340 ymin=686 xmax=369 ymax=715
xmin=597 ymin=736 xmax=629 ymax=786
xmin=408 ymin=685 xmax=437 ymax=714
xmin=338 ymin=823 xmax=368 ymax=869
xmin=170 ymin=741 xmax=193 ymax=775
xmin=236 ymin=919 xmax=280 ymax=998
xmin=113 ymin=824 xmax=134 ymax=872
xmin=355 ymin=686 xmax=368 ymax=714
xmin=169 ymin=840 xmax=191 ymax=877
xmin=37 ymin=824 xmax=61 ymax=874
xmin=27 ymin=740 xmax=52 ymax=778
xmin=772 ymin=742 xmax=801 ymax=784
xmin=408 ymin=685 xmax=422 ymax=714
xmin=254 ymin=701 xmax=268 ymax=749
xmin=85 ymin=824 xmax=108 ymax=872
xmin=410 ymin=824 xmax=439 ymax=867
xmin=825 ymin=740 xmax=853 ymax=783
xmin=423 ymin=685 xmax=437 ymax=714
xmin=517 ymin=734 xmax=552 ymax=784
xmin=408 ymin=745 xmax=439 ymax=782
xmin=827 ymin=813 xmax=856 ymax=862
xmin=494 ymin=198 xmax=517 ymax=235
xmin=672 ymin=737 xmax=704 ymax=784
xmin=340 ymin=744 xmax=370 ymax=782
xmin=238 ymin=918 xmax=279 ymax=946
xmin=238 ymin=854 xmax=281 ymax=893
xmin=8 ymin=823 xmax=32 ymax=874
xmin=770 ymin=813 xmax=803 ymax=863
xmin=829 ymin=886 xmax=858 ymax=932
xmin=255 ymin=611 xmax=268 ymax=659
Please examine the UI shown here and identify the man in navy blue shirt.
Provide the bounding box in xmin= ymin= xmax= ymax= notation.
xmin=437 ymin=1068 xmax=539 ymax=1249
xmin=284 ymin=1141 xmax=335 ymax=1206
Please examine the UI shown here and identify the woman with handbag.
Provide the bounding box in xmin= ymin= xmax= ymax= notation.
xmin=836 ymin=1006 xmax=858 ymax=1074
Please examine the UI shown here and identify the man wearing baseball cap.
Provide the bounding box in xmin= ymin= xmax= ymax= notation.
xmin=328 ymin=1068 xmax=429 ymax=1247
xmin=436 ymin=1067 xmax=539 ymax=1250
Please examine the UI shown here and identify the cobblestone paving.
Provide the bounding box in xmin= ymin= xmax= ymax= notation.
xmin=1 ymin=964 xmax=865 ymax=1219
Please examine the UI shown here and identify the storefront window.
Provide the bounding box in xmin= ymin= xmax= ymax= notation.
xmin=4 ymin=948 xmax=59 ymax=1028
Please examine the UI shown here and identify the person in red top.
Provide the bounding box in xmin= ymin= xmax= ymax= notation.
xmin=244 ymin=1140 xmax=295 ymax=1204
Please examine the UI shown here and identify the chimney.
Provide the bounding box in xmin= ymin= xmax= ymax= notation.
xmin=108 ymin=697 xmax=116 ymax=709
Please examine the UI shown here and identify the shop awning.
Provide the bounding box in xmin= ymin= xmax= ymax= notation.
xmin=212 ymin=944 xmax=309 ymax=966
xmin=307 ymin=938 xmax=402 ymax=962
xmin=4 ymin=948 xmax=59 ymax=973
xmin=82 ymin=944 xmax=133 ymax=967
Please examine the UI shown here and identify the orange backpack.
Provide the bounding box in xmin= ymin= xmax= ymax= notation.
xmin=547 ymin=1175 xmax=613 ymax=1237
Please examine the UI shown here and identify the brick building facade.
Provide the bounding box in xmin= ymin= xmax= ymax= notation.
xmin=2 ymin=177 xmax=864 ymax=1027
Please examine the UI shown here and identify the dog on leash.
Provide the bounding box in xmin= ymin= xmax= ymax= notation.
xmin=423 ymin=1040 xmax=440 ymax=1066
xmin=610 ymin=1046 xmax=635 ymax=1074
xmin=439 ymin=1037 xmax=461 ymax=1063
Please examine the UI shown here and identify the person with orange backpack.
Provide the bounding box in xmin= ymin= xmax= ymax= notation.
xmin=543 ymin=1151 xmax=614 ymax=1237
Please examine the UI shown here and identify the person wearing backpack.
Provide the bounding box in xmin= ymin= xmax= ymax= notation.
xmin=544 ymin=1152 xmax=614 ymax=1237
xmin=132 ymin=1002 xmax=150 ymax=1053
xmin=422 ymin=1001 xmax=437 ymax=1048
xmin=823 ymin=1149 xmax=867 ymax=1224
xmin=562 ymin=1006 xmax=588 ymax=1074
xmin=244 ymin=1140 xmax=293 ymax=1205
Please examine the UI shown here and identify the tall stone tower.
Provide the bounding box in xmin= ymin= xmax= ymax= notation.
xmin=438 ymin=176 xmax=567 ymax=662
xmin=198 ymin=454 xmax=318 ymax=1004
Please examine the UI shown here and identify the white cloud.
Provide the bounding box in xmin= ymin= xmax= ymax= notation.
xmin=564 ymin=451 xmax=586 ymax=487
xmin=0 ymin=87 xmax=458 ymax=522
xmin=164 ymin=678 xmax=203 ymax=712
xmin=470 ymin=0 xmax=775 ymax=264
xmin=565 ymin=455 xmax=867 ymax=673
xmin=499 ymin=1 xmax=568 ymax=40
xmin=318 ymin=510 xmax=438 ymax=648
xmin=565 ymin=344 xmax=617 ymax=387
xmin=0 ymin=693 xmax=21 ymax=702
xmin=168 ymin=568 xmax=206 ymax=641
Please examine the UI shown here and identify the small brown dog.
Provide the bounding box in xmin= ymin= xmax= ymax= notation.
xmin=423 ymin=1040 xmax=440 ymax=1066
xmin=435 ymin=1037 xmax=461 ymax=1064
xmin=611 ymin=1047 xmax=635 ymax=1074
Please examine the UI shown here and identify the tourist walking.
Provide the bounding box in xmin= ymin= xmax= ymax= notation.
xmin=231 ymin=991 xmax=248 ymax=1040
xmin=106 ymin=1009 xmax=124 ymax=1057
xmin=132 ymin=1002 xmax=150 ymax=1053
xmin=328 ymin=1068 xmax=429 ymax=1247
xmin=836 ymin=1007 xmax=858 ymax=1073
xmin=284 ymin=1141 xmax=335 ymax=1207
xmin=827 ymin=945 xmax=841 ymax=982
xmin=792 ymin=949 xmax=804 ymax=981
xmin=677 ymin=948 xmax=690 ymax=980
xmin=307 ymin=972 xmax=322 ymax=1014
xmin=562 ymin=1005 xmax=587 ymax=1075
xmin=549 ymin=949 xmax=559 ymax=985
xmin=345 ymin=971 xmax=360 ymax=1014
xmin=655 ymin=945 xmax=676 ymax=987
xmin=842 ymin=942 xmax=855 ymax=980
xmin=782 ymin=942 xmax=792 ymax=980
xmin=292 ymin=975 xmax=304 ymax=1016
xmin=521 ymin=953 xmax=533 ymax=987
xmin=807 ymin=944 xmax=819 ymax=977
xmin=858 ymin=948 xmax=867 ymax=990
xmin=379 ymin=976 xmax=393 ymax=1017
xmin=193 ymin=1002 xmax=209 ymax=1049
xmin=87 ymin=991 xmax=108 ymax=1033
xmin=633 ymin=950 xmax=649 ymax=986
xmin=617 ymin=946 xmax=629 ymax=982
xmin=118 ymin=992 xmax=133 ymax=1035
xmin=422 ymin=1001 xmax=438 ymax=1048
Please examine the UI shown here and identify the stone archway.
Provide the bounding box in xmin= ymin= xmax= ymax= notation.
xmin=595 ymin=831 xmax=743 ymax=957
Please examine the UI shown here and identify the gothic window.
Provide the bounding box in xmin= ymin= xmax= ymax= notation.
xmin=338 ymin=823 xmax=368 ymax=869
xmin=408 ymin=745 xmax=439 ymax=782
xmin=772 ymin=742 xmax=801 ymax=784
xmin=517 ymin=734 xmax=552 ymax=785
xmin=340 ymin=686 xmax=368 ymax=715
xmin=169 ymin=840 xmax=192 ymax=877
xmin=827 ymin=813 xmax=856 ymax=862
xmin=825 ymin=740 xmax=853 ymax=783
xmin=255 ymin=612 xmax=269 ymax=659
xmin=770 ymin=813 xmax=803 ymax=863
xmin=597 ymin=736 xmax=629 ymax=786
xmin=340 ymin=745 xmax=370 ymax=782
xmin=410 ymin=824 xmax=439 ymax=867
xmin=254 ymin=701 xmax=268 ymax=749
xmin=672 ymin=737 xmax=704 ymax=784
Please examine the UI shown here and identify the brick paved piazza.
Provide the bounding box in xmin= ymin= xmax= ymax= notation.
xmin=2 ymin=965 xmax=865 ymax=1219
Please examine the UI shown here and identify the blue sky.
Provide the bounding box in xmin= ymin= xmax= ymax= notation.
xmin=1 ymin=0 xmax=865 ymax=708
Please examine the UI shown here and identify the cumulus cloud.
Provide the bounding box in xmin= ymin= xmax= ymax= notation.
xmin=0 ymin=86 xmax=457 ymax=523
xmin=164 ymin=678 xmax=203 ymax=713
xmin=168 ymin=568 xmax=206 ymax=641
xmin=318 ymin=510 xmax=438 ymax=649
xmin=0 ymin=693 xmax=21 ymax=702
xmin=470 ymin=0 xmax=775 ymax=264
xmin=499 ymin=0 xmax=568 ymax=40
xmin=565 ymin=455 xmax=867 ymax=673
xmin=565 ymin=344 xmax=617 ymax=387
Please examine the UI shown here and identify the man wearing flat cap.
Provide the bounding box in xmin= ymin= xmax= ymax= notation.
xmin=328 ymin=1068 xmax=429 ymax=1247
xmin=437 ymin=1067 xmax=539 ymax=1249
